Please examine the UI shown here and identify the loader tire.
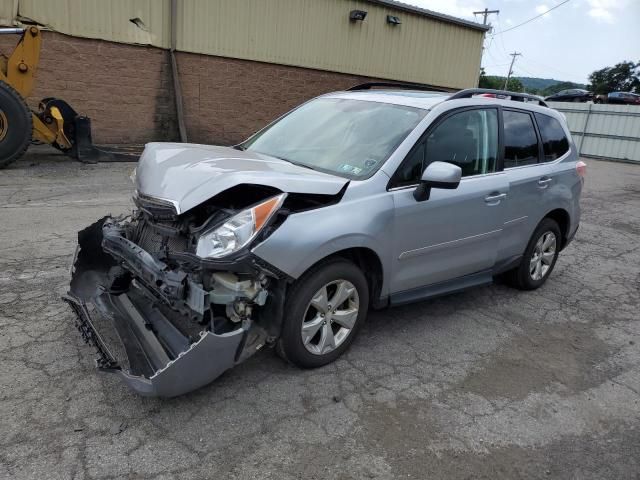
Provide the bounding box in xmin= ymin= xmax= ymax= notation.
xmin=0 ymin=81 xmax=32 ymax=169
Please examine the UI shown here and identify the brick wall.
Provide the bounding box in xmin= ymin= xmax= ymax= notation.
xmin=0 ymin=31 xmax=177 ymax=144
xmin=178 ymin=53 xmax=371 ymax=145
xmin=1 ymin=31 xmax=378 ymax=145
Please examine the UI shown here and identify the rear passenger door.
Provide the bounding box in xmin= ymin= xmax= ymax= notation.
xmin=499 ymin=109 xmax=567 ymax=260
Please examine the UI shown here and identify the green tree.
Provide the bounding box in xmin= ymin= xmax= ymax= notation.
xmin=588 ymin=61 xmax=640 ymax=94
xmin=478 ymin=70 xmax=524 ymax=92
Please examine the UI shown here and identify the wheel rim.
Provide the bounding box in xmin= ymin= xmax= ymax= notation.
xmin=301 ymin=279 xmax=359 ymax=355
xmin=529 ymin=231 xmax=557 ymax=281
xmin=0 ymin=109 xmax=8 ymax=142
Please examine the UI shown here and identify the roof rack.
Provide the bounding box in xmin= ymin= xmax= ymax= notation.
xmin=347 ymin=82 xmax=451 ymax=93
xmin=447 ymin=88 xmax=548 ymax=107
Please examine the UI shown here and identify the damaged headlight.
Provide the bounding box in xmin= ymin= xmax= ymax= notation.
xmin=196 ymin=193 xmax=286 ymax=258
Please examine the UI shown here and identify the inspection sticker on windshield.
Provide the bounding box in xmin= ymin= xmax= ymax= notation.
xmin=339 ymin=164 xmax=362 ymax=175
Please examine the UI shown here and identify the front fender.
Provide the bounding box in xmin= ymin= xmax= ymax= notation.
xmin=251 ymin=192 xmax=394 ymax=294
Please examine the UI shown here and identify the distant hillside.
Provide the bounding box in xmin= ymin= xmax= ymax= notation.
xmin=516 ymin=76 xmax=586 ymax=92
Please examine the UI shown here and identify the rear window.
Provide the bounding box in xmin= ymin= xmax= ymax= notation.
xmin=535 ymin=113 xmax=569 ymax=162
xmin=503 ymin=110 xmax=539 ymax=168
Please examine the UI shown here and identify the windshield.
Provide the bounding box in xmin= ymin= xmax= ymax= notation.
xmin=242 ymin=98 xmax=428 ymax=179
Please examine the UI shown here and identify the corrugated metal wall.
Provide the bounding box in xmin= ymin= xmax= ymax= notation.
xmin=176 ymin=0 xmax=484 ymax=88
xmin=549 ymin=102 xmax=640 ymax=163
xmin=0 ymin=0 xmax=484 ymax=88
xmin=0 ymin=0 xmax=16 ymax=25
xmin=17 ymin=0 xmax=170 ymax=47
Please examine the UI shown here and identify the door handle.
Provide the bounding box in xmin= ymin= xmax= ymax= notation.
xmin=538 ymin=177 xmax=553 ymax=188
xmin=484 ymin=192 xmax=507 ymax=204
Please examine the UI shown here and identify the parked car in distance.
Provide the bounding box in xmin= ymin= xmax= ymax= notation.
xmin=545 ymin=89 xmax=594 ymax=102
xmin=65 ymin=85 xmax=585 ymax=397
xmin=596 ymin=91 xmax=640 ymax=105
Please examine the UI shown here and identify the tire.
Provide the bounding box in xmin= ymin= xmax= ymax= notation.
xmin=277 ymin=259 xmax=369 ymax=368
xmin=0 ymin=81 xmax=32 ymax=169
xmin=505 ymin=218 xmax=561 ymax=290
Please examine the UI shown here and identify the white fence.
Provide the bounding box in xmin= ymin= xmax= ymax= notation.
xmin=548 ymin=102 xmax=640 ymax=164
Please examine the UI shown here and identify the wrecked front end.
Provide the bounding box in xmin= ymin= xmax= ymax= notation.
xmin=64 ymin=191 xmax=289 ymax=397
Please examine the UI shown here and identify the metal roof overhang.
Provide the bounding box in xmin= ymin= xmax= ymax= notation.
xmin=364 ymin=0 xmax=491 ymax=32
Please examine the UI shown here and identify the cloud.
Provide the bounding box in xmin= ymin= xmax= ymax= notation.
xmin=535 ymin=4 xmax=549 ymax=14
xmin=585 ymin=0 xmax=629 ymax=23
xmin=535 ymin=4 xmax=552 ymax=18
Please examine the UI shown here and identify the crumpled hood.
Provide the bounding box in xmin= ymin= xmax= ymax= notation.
xmin=135 ymin=142 xmax=349 ymax=214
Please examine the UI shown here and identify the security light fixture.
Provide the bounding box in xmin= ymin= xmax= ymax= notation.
xmin=387 ymin=15 xmax=401 ymax=25
xmin=349 ymin=10 xmax=367 ymax=22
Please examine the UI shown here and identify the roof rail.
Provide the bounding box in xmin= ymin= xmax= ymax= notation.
xmin=347 ymin=82 xmax=451 ymax=93
xmin=447 ymin=88 xmax=548 ymax=107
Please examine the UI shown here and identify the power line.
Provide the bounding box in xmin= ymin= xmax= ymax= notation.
xmin=494 ymin=0 xmax=571 ymax=35
xmin=491 ymin=14 xmax=510 ymax=58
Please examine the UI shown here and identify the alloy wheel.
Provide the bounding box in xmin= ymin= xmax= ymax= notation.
xmin=529 ymin=231 xmax=557 ymax=281
xmin=301 ymin=279 xmax=359 ymax=355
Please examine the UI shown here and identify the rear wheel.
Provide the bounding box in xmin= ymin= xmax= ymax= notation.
xmin=277 ymin=259 xmax=369 ymax=368
xmin=505 ymin=218 xmax=561 ymax=290
xmin=0 ymin=81 xmax=32 ymax=169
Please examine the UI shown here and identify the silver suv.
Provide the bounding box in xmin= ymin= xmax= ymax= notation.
xmin=65 ymin=85 xmax=585 ymax=397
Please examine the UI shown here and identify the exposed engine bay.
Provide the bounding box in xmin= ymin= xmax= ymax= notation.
xmin=64 ymin=183 xmax=342 ymax=397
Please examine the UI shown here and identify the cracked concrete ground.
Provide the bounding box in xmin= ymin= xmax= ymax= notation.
xmin=1 ymin=148 xmax=639 ymax=479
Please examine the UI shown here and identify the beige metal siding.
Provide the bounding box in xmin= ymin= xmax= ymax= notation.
xmin=0 ymin=0 xmax=17 ymax=26
xmin=17 ymin=0 xmax=170 ymax=47
xmin=177 ymin=0 xmax=484 ymax=88
xmin=1 ymin=0 xmax=484 ymax=88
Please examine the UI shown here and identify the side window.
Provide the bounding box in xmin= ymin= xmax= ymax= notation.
xmin=391 ymin=108 xmax=498 ymax=186
xmin=425 ymin=109 xmax=498 ymax=177
xmin=534 ymin=113 xmax=569 ymax=162
xmin=503 ymin=110 xmax=539 ymax=168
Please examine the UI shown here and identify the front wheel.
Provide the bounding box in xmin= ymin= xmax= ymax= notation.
xmin=277 ymin=259 xmax=369 ymax=368
xmin=505 ymin=218 xmax=561 ymax=290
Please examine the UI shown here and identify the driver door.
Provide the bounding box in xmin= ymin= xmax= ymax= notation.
xmin=388 ymin=107 xmax=508 ymax=296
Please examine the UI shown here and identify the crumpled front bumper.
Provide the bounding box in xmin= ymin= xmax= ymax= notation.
xmin=63 ymin=218 xmax=255 ymax=397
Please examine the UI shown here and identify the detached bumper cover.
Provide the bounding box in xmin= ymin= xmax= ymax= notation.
xmin=64 ymin=292 xmax=243 ymax=396
xmin=64 ymin=218 xmax=253 ymax=397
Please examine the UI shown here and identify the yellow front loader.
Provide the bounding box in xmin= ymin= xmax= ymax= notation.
xmin=0 ymin=26 xmax=136 ymax=168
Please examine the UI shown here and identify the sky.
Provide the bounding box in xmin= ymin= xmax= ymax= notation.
xmin=408 ymin=0 xmax=640 ymax=84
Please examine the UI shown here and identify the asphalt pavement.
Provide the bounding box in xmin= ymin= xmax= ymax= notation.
xmin=1 ymin=148 xmax=639 ymax=479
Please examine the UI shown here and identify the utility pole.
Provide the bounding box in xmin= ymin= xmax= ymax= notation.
xmin=473 ymin=7 xmax=499 ymax=25
xmin=474 ymin=8 xmax=499 ymax=86
xmin=504 ymin=52 xmax=522 ymax=90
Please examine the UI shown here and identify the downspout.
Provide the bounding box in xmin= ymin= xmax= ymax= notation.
xmin=170 ymin=0 xmax=187 ymax=142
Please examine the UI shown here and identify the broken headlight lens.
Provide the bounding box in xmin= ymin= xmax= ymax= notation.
xmin=196 ymin=193 xmax=286 ymax=258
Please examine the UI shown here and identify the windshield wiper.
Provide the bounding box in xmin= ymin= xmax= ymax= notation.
xmin=232 ymin=144 xmax=246 ymax=151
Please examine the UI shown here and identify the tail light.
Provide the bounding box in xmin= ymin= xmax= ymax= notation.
xmin=576 ymin=160 xmax=587 ymax=178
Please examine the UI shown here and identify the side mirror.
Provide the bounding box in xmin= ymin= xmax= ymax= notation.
xmin=413 ymin=161 xmax=462 ymax=202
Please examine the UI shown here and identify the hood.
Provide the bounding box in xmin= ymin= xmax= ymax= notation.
xmin=135 ymin=143 xmax=349 ymax=214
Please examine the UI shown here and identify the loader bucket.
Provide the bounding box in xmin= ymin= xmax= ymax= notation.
xmin=72 ymin=116 xmax=141 ymax=163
